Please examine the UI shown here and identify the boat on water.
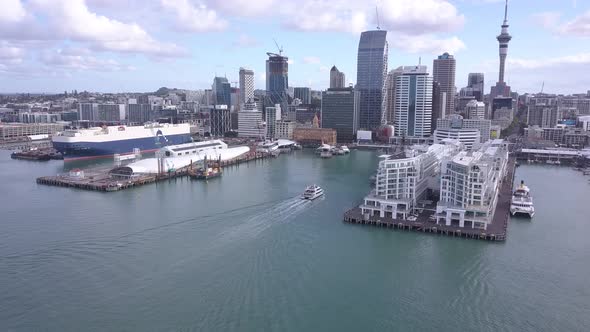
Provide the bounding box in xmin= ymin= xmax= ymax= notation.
xmin=340 ymin=145 xmax=350 ymax=154
xmin=510 ymin=180 xmax=535 ymax=218
xmin=189 ymin=156 xmax=222 ymax=180
xmin=316 ymin=144 xmax=333 ymax=158
xmin=257 ymin=140 xmax=280 ymax=154
xmin=302 ymin=184 xmax=324 ymax=200
xmin=52 ymin=122 xmax=191 ymax=161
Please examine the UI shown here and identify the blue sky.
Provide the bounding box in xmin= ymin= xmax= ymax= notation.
xmin=0 ymin=0 xmax=589 ymax=94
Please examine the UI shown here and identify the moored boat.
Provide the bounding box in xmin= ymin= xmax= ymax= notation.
xmin=510 ymin=180 xmax=535 ymax=218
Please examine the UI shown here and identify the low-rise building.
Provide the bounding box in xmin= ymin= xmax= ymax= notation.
xmin=275 ymin=120 xmax=295 ymax=139
xmin=435 ymin=139 xmax=509 ymax=230
xmin=0 ymin=123 xmax=65 ymax=140
xmin=293 ymin=128 xmax=336 ymax=146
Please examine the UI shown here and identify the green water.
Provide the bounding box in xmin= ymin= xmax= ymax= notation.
xmin=0 ymin=150 xmax=589 ymax=331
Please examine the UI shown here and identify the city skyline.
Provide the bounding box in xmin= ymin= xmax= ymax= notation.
xmin=0 ymin=0 xmax=589 ymax=94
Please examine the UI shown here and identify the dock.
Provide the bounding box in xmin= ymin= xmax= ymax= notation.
xmin=343 ymin=157 xmax=516 ymax=242
xmin=36 ymin=151 xmax=275 ymax=192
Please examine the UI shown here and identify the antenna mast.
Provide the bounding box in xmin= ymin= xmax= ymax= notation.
xmin=376 ymin=6 xmax=381 ymax=30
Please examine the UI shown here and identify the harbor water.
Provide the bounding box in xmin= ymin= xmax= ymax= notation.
xmin=0 ymin=150 xmax=589 ymax=331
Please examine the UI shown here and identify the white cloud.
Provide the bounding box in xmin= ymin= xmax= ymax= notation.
xmin=160 ymin=0 xmax=227 ymax=32
xmin=561 ymin=10 xmax=590 ymax=37
xmin=40 ymin=48 xmax=135 ymax=71
xmin=232 ymin=34 xmax=259 ymax=48
xmin=207 ymin=0 xmax=274 ymax=17
xmin=530 ymin=11 xmax=561 ymax=29
xmin=0 ymin=0 xmax=26 ymax=23
xmin=508 ymin=53 xmax=590 ymax=70
xmin=303 ymin=56 xmax=321 ymax=64
xmin=0 ymin=42 xmax=25 ymax=65
xmin=287 ymin=59 xmax=295 ymax=65
xmin=388 ymin=34 xmax=466 ymax=55
xmin=380 ymin=0 xmax=464 ymax=35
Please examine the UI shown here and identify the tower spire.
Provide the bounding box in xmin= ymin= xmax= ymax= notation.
xmin=504 ymin=0 xmax=508 ymax=23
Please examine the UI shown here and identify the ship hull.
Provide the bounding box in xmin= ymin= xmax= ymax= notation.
xmin=53 ymin=133 xmax=191 ymax=161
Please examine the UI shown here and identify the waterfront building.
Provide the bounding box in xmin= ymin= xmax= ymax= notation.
xmin=127 ymin=104 xmax=153 ymax=124
xmin=293 ymin=128 xmax=336 ymax=146
xmin=356 ymin=30 xmax=388 ymax=130
xmin=239 ymin=67 xmax=254 ymax=105
xmin=527 ymin=95 xmax=559 ymax=128
xmin=490 ymin=0 xmax=512 ymax=99
xmin=294 ymin=87 xmax=311 ymax=104
xmin=237 ymin=109 xmax=263 ymax=138
xmin=436 ymin=140 xmax=509 ymax=230
xmin=330 ymin=66 xmax=346 ymax=88
xmin=465 ymin=100 xmax=486 ymax=120
xmin=321 ymin=87 xmax=360 ymax=143
xmin=98 ymin=104 xmax=125 ymax=122
xmin=393 ymin=65 xmax=433 ymax=138
xmin=266 ymin=52 xmax=289 ymax=112
xmin=437 ymin=115 xmax=491 ymax=143
xmin=265 ymin=104 xmax=282 ymax=140
xmin=361 ymin=140 xmax=462 ymax=220
xmin=524 ymin=126 xmax=589 ymax=148
xmin=433 ymin=52 xmax=456 ymax=115
xmin=78 ymin=103 xmax=98 ymax=121
xmin=275 ymin=120 xmax=296 ymax=139
xmin=0 ymin=123 xmax=65 ymax=139
xmin=212 ymin=77 xmax=231 ymax=106
xmin=210 ymin=105 xmax=231 ymax=137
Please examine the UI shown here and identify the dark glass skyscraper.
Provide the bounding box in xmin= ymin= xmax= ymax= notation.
xmin=266 ymin=53 xmax=289 ymax=112
xmin=212 ymin=77 xmax=231 ymax=106
xmin=321 ymin=87 xmax=359 ymax=143
xmin=356 ymin=30 xmax=388 ymax=130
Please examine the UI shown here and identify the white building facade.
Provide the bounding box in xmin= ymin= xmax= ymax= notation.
xmin=265 ymin=104 xmax=281 ymax=139
xmin=361 ymin=141 xmax=462 ymax=220
xmin=393 ymin=65 xmax=433 ymax=138
xmin=435 ymin=139 xmax=509 ymax=230
xmin=238 ymin=110 xmax=263 ymax=138
xmin=239 ymin=67 xmax=254 ymax=106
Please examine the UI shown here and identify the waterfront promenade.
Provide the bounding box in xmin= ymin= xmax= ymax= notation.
xmin=344 ymin=157 xmax=516 ymax=241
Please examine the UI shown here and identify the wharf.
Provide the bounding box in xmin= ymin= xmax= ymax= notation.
xmin=36 ymin=151 xmax=274 ymax=192
xmin=343 ymin=157 xmax=516 ymax=242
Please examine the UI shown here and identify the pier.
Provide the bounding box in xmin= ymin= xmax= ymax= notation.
xmin=36 ymin=151 xmax=276 ymax=192
xmin=343 ymin=157 xmax=516 ymax=242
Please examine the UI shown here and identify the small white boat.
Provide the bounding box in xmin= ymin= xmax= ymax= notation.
xmin=302 ymin=184 xmax=324 ymax=200
xmin=340 ymin=145 xmax=350 ymax=154
xmin=316 ymin=144 xmax=333 ymax=158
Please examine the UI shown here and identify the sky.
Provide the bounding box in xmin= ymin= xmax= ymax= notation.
xmin=0 ymin=0 xmax=589 ymax=95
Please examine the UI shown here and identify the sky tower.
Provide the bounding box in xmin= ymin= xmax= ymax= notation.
xmin=496 ymin=0 xmax=512 ymax=84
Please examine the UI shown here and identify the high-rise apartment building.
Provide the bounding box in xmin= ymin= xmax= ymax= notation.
xmin=210 ymin=105 xmax=231 ymax=137
xmin=433 ymin=52 xmax=456 ymax=114
xmin=330 ymin=66 xmax=346 ymax=88
xmin=239 ymin=67 xmax=254 ymax=105
xmin=212 ymin=77 xmax=231 ymax=106
xmin=385 ymin=67 xmax=403 ymax=125
xmin=265 ymin=104 xmax=282 ymax=139
xmin=393 ymin=66 xmax=433 ymax=138
xmin=127 ymin=104 xmax=153 ymax=124
xmin=321 ymin=87 xmax=360 ymax=143
xmin=356 ymin=30 xmax=388 ymax=130
xmin=78 ymin=103 xmax=98 ymax=121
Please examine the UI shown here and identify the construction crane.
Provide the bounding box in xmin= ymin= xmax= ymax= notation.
xmin=273 ymin=38 xmax=283 ymax=55
xmin=540 ymin=81 xmax=545 ymax=94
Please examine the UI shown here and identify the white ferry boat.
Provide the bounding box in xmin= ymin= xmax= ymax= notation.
xmin=302 ymin=184 xmax=324 ymax=200
xmin=340 ymin=146 xmax=350 ymax=154
xmin=510 ymin=180 xmax=535 ymax=218
xmin=316 ymin=144 xmax=333 ymax=158
xmin=257 ymin=141 xmax=279 ymax=154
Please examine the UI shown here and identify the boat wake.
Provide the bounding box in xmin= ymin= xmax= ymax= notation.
xmin=218 ymin=196 xmax=321 ymax=244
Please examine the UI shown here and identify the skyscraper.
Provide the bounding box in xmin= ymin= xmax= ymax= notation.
xmin=330 ymin=66 xmax=346 ymax=88
xmin=356 ymin=30 xmax=388 ymax=130
xmin=294 ymin=87 xmax=311 ymax=104
xmin=266 ymin=52 xmax=289 ymax=112
xmin=464 ymin=73 xmax=485 ymax=101
xmin=239 ymin=67 xmax=254 ymax=105
xmin=393 ymin=66 xmax=433 ymax=138
xmin=321 ymin=87 xmax=360 ymax=143
xmin=490 ymin=0 xmax=512 ymax=99
xmin=385 ymin=67 xmax=403 ymax=125
xmin=212 ymin=77 xmax=231 ymax=106
xmin=433 ymin=52 xmax=456 ymax=114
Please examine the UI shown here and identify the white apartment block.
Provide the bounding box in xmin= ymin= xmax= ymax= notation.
xmin=275 ymin=120 xmax=295 ymax=139
xmin=393 ymin=66 xmax=433 ymax=138
xmin=435 ymin=139 xmax=509 ymax=230
xmin=361 ymin=140 xmax=462 ymax=220
xmin=238 ymin=110 xmax=263 ymax=138
xmin=265 ymin=104 xmax=281 ymax=139
xmin=434 ymin=128 xmax=481 ymax=150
